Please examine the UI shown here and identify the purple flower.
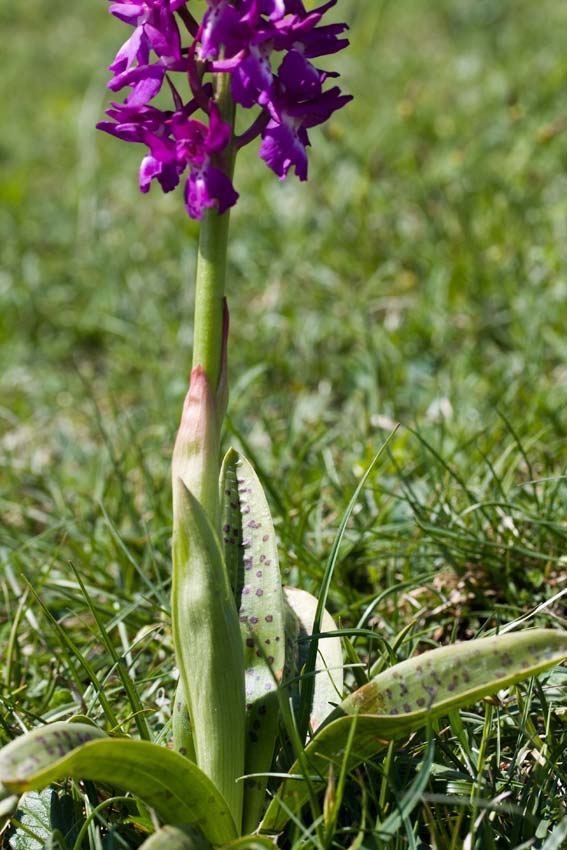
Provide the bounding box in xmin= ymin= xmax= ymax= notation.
xmin=230 ymin=40 xmax=275 ymax=108
xmin=172 ymin=105 xmax=239 ymax=218
xmin=259 ymin=51 xmax=352 ymax=180
xmin=108 ymin=0 xmax=186 ymax=102
xmin=99 ymin=0 xmax=351 ymax=219
xmin=98 ymin=100 xmax=238 ymax=219
xmin=199 ymin=0 xmax=242 ymax=59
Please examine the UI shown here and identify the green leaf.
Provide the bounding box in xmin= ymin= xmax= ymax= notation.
xmin=138 ymin=824 xmax=212 ymax=850
xmin=223 ymin=837 xmax=277 ymax=849
xmin=0 ymin=723 xmax=237 ymax=846
xmin=172 ymin=680 xmax=196 ymax=762
xmin=8 ymin=789 xmax=52 ymax=850
xmin=260 ymin=629 xmax=567 ymax=834
xmin=172 ymin=482 xmax=245 ymax=829
xmin=219 ymin=449 xmax=286 ymax=834
xmin=283 ymin=586 xmax=343 ymax=735
xmin=139 ymin=825 xmax=278 ymax=850
xmin=337 ymin=628 xmax=567 ymax=722
xmin=50 ymin=790 xmax=83 ymax=849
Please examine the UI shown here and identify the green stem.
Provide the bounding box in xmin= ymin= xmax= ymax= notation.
xmin=192 ymin=207 xmax=231 ymax=392
xmin=192 ymin=68 xmax=236 ymax=394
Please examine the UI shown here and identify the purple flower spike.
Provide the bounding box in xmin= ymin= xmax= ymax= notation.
xmin=99 ymin=0 xmax=351 ymax=219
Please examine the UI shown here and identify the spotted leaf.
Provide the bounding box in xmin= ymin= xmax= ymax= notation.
xmin=0 ymin=723 xmax=238 ymax=846
xmin=219 ymin=449 xmax=286 ymax=833
xmin=260 ymin=628 xmax=567 ymax=834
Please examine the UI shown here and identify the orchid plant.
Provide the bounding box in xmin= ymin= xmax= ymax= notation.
xmin=1 ymin=2 xmax=566 ymax=848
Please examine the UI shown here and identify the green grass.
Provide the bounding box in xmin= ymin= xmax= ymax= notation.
xmin=1 ymin=0 xmax=567 ymax=847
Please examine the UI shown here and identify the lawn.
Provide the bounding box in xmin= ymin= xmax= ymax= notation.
xmin=1 ymin=0 xmax=567 ymax=848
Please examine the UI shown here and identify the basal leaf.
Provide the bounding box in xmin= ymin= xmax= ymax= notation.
xmin=337 ymin=628 xmax=567 ymax=721
xmin=260 ymin=628 xmax=567 ymax=834
xmin=0 ymin=723 xmax=107 ymax=781
xmin=220 ymin=449 xmax=286 ymax=834
xmin=283 ymin=586 xmax=344 ymax=735
xmin=0 ymin=723 xmax=237 ymax=846
xmin=8 ymin=789 xmax=52 ymax=850
xmin=172 ymin=482 xmax=245 ymax=828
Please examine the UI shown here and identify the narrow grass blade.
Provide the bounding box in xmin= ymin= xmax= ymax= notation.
xmin=540 ymin=814 xmax=567 ymax=850
xmin=298 ymin=433 xmax=397 ymax=743
xmin=0 ymin=723 xmax=237 ymax=845
xmin=172 ymin=483 xmax=245 ymax=828
xmin=260 ymin=629 xmax=567 ymax=834
xmin=376 ymin=734 xmax=435 ymax=840
xmin=219 ymin=449 xmax=286 ymax=834
xmin=24 ymin=587 xmax=119 ymax=729
xmin=70 ymin=565 xmax=151 ymax=741
xmin=283 ymin=587 xmax=343 ymax=733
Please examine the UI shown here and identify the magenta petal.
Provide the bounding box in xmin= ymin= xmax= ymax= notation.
xmin=109 ymin=27 xmax=144 ymax=75
xmin=126 ymin=73 xmax=166 ymax=106
xmin=139 ymin=154 xmax=162 ymax=192
xmin=206 ymin=102 xmax=232 ymax=152
xmin=262 ymin=0 xmax=285 ymax=20
xmin=108 ymin=63 xmax=164 ymax=92
xmin=259 ymin=119 xmax=307 ymax=181
xmin=200 ymin=0 xmax=241 ymax=59
xmin=184 ymin=163 xmax=238 ymax=219
xmin=144 ymin=131 xmax=176 ymax=163
xmin=230 ymin=44 xmax=274 ymax=108
xmin=278 ymin=51 xmax=321 ymax=101
xmin=109 ymin=2 xmax=146 ymax=25
xmin=139 ymin=154 xmax=181 ymax=193
xmin=96 ymin=120 xmax=146 ymax=143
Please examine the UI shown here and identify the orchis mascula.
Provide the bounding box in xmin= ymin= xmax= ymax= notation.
xmin=97 ymin=0 xmax=352 ymax=219
xmin=2 ymin=4 xmax=567 ymax=850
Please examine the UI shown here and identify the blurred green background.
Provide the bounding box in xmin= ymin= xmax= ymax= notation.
xmin=1 ymin=0 xmax=567 ymax=608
